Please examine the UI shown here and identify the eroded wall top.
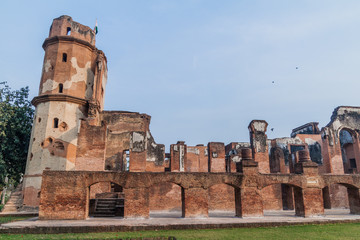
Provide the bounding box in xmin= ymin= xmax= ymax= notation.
xmin=48 ymin=15 xmax=96 ymax=45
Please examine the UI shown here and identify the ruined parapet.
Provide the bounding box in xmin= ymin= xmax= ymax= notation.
xmin=208 ymin=142 xmax=226 ymax=172
xmin=294 ymin=150 xmax=319 ymax=176
xmin=99 ymin=111 xmax=164 ymax=172
xmin=238 ymin=148 xmax=258 ymax=174
xmin=48 ymin=15 xmax=96 ymax=45
xmin=269 ymin=137 xmax=304 ymax=174
xmin=248 ymin=120 xmax=269 ymax=173
xmin=170 ymin=141 xmax=187 ymax=172
xmin=225 ymin=142 xmax=250 ymax=172
xmin=186 ymin=145 xmax=208 ymax=172
xmin=291 ymin=122 xmax=320 ymax=138
xmin=23 ymin=16 xmax=107 ymax=208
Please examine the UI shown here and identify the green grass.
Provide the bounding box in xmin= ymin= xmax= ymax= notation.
xmin=0 ymin=216 xmax=29 ymax=224
xmin=1 ymin=223 xmax=360 ymax=240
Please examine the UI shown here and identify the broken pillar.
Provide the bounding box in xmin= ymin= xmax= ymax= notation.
xmin=294 ymin=150 xmax=324 ymax=217
xmin=248 ymin=120 xmax=269 ymax=173
xmin=208 ymin=142 xmax=226 ymax=172
xmin=170 ymin=141 xmax=187 ymax=172
xmin=238 ymin=148 xmax=263 ymax=217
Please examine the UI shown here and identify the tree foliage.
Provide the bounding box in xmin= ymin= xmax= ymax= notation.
xmin=0 ymin=82 xmax=34 ymax=187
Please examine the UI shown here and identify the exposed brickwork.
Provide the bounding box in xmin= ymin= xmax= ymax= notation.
xmin=38 ymin=151 xmax=360 ymax=220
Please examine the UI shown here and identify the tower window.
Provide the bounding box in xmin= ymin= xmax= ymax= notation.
xmin=53 ymin=118 xmax=59 ymax=128
xmin=350 ymin=158 xmax=357 ymax=169
xmin=66 ymin=27 xmax=71 ymax=35
xmin=62 ymin=53 xmax=67 ymax=62
xmin=59 ymin=84 xmax=63 ymax=93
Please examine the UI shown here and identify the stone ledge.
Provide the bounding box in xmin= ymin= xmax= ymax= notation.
xmin=1 ymin=218 xmax=360 ymax=234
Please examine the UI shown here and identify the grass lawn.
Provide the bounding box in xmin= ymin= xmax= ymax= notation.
xmin=0 ymin=223 xmax=360 ymax=240
xmin=0 ymin=216 xmax=30 ymax=224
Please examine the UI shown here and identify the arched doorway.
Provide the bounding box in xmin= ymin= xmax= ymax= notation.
xmin=321 ymin=182 xmax=360 ymax=216
xmin=149 ymin=182 xmax=183 ymax=218
xmin=339 ymin=129 xmax=357 ymax=173
xmin=261 ymin=184 xmax=303 ymax=217
xmin=88 ymin=182 xmax=124 ymax=217
xmin=208 ymin=183 xmax=236 ymax=217
xmin=261 ymin=184 xmax=284 ymax=211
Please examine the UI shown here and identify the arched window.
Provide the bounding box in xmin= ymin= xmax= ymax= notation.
xmin=53 ymin=118 xmax=59 ymax=128
xmin=59 ymin=84 xmax=63 ymax=93
xmin=62 ymin=53 xmax=67 ymax=62
xmin=340 ymin=129 xmax=356 ymax=173
xmin=66 ymin=27 xmax=71 ymax=35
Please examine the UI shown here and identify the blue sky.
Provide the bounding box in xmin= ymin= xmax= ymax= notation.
xmin=2 ymin=0 xmax=360 ymax=149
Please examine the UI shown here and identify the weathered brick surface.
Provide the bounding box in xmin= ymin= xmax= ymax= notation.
xmin=39 ymin=155 xmax=360 ymax=220
xmin=149 ymin=183 xmax=181 ymax=211
xmin=208 ymin=142 xmax=226 ymax=172
xmin=182 ymin=188 xmax=208 ymax=218
xmin=208 ymin=184 xmax=235 ymax=211
xmin=124 ymin=188 xmax=149 ymax=218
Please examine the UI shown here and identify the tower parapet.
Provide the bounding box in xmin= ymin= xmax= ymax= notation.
xmin=48 ymin=15 xmax=96 ymax=45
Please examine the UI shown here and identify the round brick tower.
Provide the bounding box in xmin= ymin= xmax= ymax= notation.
xmin=22 ymin=16 xmax=108 ymax=209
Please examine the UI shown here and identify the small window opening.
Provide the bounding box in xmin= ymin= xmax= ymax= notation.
xmin=59 ymin=84 xmax=63 ymax=93
xmin=66 ymin=27 xmax=71 ymax=35
xmin=123 ymin=150 xmax=130 ymax=171
xmin=62 ymin=53 xmax=67 ymax=62
xmin=350 ymin=158 xmax=357 ymax=169
xmin=53 ymin=118 xmax=59 ymax=128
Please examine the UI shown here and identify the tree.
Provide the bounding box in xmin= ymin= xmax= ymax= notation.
xmin=0 ymin=82 xmax=34 ymax=187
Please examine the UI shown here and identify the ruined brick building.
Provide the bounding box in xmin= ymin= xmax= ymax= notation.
xmin=23 ymin=16 xmax=360 ymax=219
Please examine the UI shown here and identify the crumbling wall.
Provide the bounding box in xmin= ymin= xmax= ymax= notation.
xmin=170 ymin=142 xmax=187 ymax=172
xmin=75 ymin=119 xmax=106 ymax=171
xmin=208 ymin=142 xmax=226 ymax=172
xmin=225 ymin=142 xmax=250 ymax=172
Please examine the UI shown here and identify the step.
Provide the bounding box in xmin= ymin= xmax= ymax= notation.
xmin=96 ymin=203 xmax=116 ymax=207
xmin=95 ymin=210 xmax=115 ymax=214
xmin=96 ymin=201 xmax=116 ymax=204
xmin=92 ymin=214 xmax=116 ymax=217
xmin=94 ymin=211 xmax=115 ymax=215
xmin=9 ymin=196 xmax=21 ymax=199
xmin=96 ymin=205 xmax=115 ymax=209
xmin=2 ymin=208 xmax=19 ymax=212
xmin=96 ymin=205 xmax=116 ymax=208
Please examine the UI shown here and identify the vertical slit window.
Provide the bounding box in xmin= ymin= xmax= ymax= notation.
xmin=59 ymin=84 xmax=63 ymax=93
xmin=62 ymin=53 xmax=67 ymax=62
xmin=66 ymin=27 xmax=71 ymax=35
xmin=53 ymin=118 xmax=59 ymax=128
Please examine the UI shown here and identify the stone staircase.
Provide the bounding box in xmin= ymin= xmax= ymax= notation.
xmin=2 ymin=184 xmax=22 ymax=213
xmin=89 ymin=192 xmax=125 ymax=217
xmin=93 ymin=198 xmax=117 ymax=217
